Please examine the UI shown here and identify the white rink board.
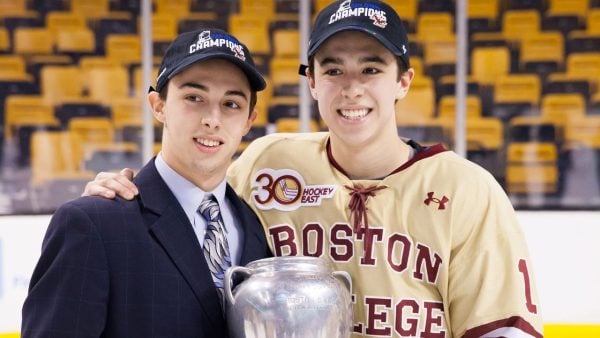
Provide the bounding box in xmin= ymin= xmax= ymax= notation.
xmin=0 ymin=211 xmax=598 ymax=332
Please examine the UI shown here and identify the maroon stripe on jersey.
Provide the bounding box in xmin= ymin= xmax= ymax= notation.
xmin=462 ymin=316 xmax=542 ymax=338
xmin=390 ymin=143 xmax=447 ymax=174
xmin=326 ymin=140 xmax=448 ymax=178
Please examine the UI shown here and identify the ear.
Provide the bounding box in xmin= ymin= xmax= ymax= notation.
xmin=306 ymin=67 xmax=318 ymax=101
xmin=396 ymin=68 xmax=415 ymax=100
xmin=148 ymin=91 xmax=166 ymax=123
xmin=243 ymin=110 xmax=257 ymax=135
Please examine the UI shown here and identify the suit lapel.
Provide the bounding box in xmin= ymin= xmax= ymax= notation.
xmin=135 ymin=160 xmax=224 ymax=326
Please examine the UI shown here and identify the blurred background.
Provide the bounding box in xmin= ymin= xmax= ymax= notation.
xmin=0 ymin=0 xmax=598 ymax=336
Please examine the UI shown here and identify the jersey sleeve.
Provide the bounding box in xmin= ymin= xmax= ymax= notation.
xmin=448 ymin=171 xmax=543 ymax=337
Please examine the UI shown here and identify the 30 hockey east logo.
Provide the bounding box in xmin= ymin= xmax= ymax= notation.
xmin=251 ymin=168 xmax=336 ymax=211
xmin=189 ymin=30 xmax=246 ymax=61
xmin=328 ymin=0 xmax=388 ymax=28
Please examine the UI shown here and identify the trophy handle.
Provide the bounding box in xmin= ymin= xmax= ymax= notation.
xmin=332 ymin=270 xmax=352 ymax=295
xmin=224 ymin=266 xmax=252 ymax=306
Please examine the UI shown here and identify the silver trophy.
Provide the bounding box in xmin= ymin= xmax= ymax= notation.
xmin=224 ymin=256 xmax=353 ymax=338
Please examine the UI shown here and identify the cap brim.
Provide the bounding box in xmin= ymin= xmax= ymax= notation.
xmin=168 ymin=52 xmax=266 ymax=91
xmin=308 ymin=25 xmax=408 ymax=66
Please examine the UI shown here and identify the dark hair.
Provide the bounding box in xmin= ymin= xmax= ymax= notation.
xmin=158 ymin=81 xmax=258 ymax=116
xmin=307 ymin=55 xmax=409 ymax=80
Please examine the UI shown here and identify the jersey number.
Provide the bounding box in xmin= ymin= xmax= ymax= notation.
xmin=518 ymin=259 xmax=537 ymax=314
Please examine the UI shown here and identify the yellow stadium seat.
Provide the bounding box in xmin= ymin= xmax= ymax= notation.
xmin=423 ymin=34 xmax=456 ymax=67
xmin=395 ymin=76 xmax=435 ymax=119
xmin=68 ymin=117 xmax=115 ymax=164
xmin=4 ymin=95 xmax=59 ymax=140
xmin=494 ymin=74 xmax=541 ymax=107
xmin=79 ymin=56 xmax=121 ymax=88
xmin=541 ymin=93 xmax=586 ymax=127
xmin=0 ymin=27 xmax=9 ymax=52
xmin=502 ymin=10 xmax=541 ymax=43
xmin=87 ymin=65 xmax=130 ymax=104
xmin=0 ymin=55 xmax=30 ymax=80
xmin=229 ymin=15 xmax=271 ymax=56
xmin=468 ymin=0 xmax=500 ymax=21
xmin=30 ymin=130 xmax=94 ymax=187
xmin=466 ymin=117 xmax=504 ymax=151
xmin=586 ymin=9 xmax=600 ymax=34
xmin=520 ymin=32 xmax=564 ymax=71
xmin=506 ymin=142 xmax=558 ymax=194
xmin=273 ymin=29 xmax=300 ymax=58
xmin=155 ymin=0 xmax=190 ymax=19
xmin=0 ymin=0 xmax=29 ymax=17
xmin=56 ymin=28 xmax=95 ymax=54
xmin=14 ymin=27 xmax=53 ymax=55
xmin=416 ymin=12 xmax=454 ymax=43
xmin=270 ymin=57 xmax=300 ymax=91
xmin=106 ymin=34 xmax=141 ymax=65
xmin=471 ymin=46 xmax=511 ymax=85
xmin=112 ymin=97 xmax=144 ymax=129
xmin=239 ymin=0 xmax=275 ymax=17
xmin=547 ymin=0 xmax=590 ymax=19
xmin=564 ymin=116 xmax=600 ymax=148
xmin=566 ymin=53 xmax=600 ymax=87
xmin=40 ymin=65 xmax=85 ymax=105
xmin=438 ymin=95 xmax=482 ymax=119
xmin=147 ymin=13 xmax=178 ymax=41
xmin=69 ymin=0 xmax=110 ymax=19
xmin=46 ymin=11 xmax=87 ymax=39
xmin=387 ymin=0 xmax=418 ymax=26
xmin=567 ymin=9 xmax=600 ymax=42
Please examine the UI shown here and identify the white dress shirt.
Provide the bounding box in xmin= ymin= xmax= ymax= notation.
xmin=154 ymin=153 xmax=244 ymax=265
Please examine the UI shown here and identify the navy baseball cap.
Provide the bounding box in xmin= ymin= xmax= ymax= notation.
xmin=153 ymin=28 xmax=266 ymax=93
xmin=301 ymin=0 xmax=410 ymax=74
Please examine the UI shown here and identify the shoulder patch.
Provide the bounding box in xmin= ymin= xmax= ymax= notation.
xmin=251 ymin=168 xmax=337 ymax=211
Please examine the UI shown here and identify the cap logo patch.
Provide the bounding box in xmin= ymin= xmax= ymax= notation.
xmin=328 ymin=0 xmax=388 ymax=27
xmin=189 ymin=30 xmax=246 ymax=61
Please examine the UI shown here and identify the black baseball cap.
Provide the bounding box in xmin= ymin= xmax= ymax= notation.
xmin=301 ymin=0 xmax=410 ymax=74
xmin=153 ymin=28 xmax=266 ymax=93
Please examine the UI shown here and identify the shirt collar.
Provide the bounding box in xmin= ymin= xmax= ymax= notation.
xmin=154 ymin=153 xmax=227 ymax=223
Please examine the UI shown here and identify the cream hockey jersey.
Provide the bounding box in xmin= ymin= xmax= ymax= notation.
xmin=228 ymin=132 xmax=543 ymax=338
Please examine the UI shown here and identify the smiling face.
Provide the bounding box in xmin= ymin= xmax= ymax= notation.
xmin=149 ymin=58 xmax=256 ymax=191
xmin=307 ymin=30 xmax=414 ymax=151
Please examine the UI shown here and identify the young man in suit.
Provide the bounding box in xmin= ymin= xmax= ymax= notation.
xmin=22 ymin=28 xmax=271 ymax=337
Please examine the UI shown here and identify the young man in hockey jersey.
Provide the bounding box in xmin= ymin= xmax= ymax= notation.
xmin=82 ymin=1 xmax=543 ymax=336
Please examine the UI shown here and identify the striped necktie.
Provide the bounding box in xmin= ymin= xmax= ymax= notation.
xmin=198 ymin=194 xmax=232 ymax=303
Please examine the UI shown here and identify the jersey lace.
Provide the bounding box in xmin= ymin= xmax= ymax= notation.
xmin=345 ymin=184 xmax=386 ymax=256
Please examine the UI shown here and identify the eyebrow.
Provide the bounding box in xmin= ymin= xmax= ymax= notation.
xmin=179 ymin=81 xmax=248 ymax=101
xmin=318 ymin=55 xmax=389 ymax=66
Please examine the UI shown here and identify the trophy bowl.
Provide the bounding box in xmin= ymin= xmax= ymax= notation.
xmin=224 ymin=256 xmax=353 ymax=338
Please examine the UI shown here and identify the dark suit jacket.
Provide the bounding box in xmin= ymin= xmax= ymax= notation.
xmin=22 ymin=160 xmax=271 ymax=337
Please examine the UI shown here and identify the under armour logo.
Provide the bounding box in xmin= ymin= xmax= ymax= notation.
xmin=424 ymin=192 xmax=449 ymax=210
